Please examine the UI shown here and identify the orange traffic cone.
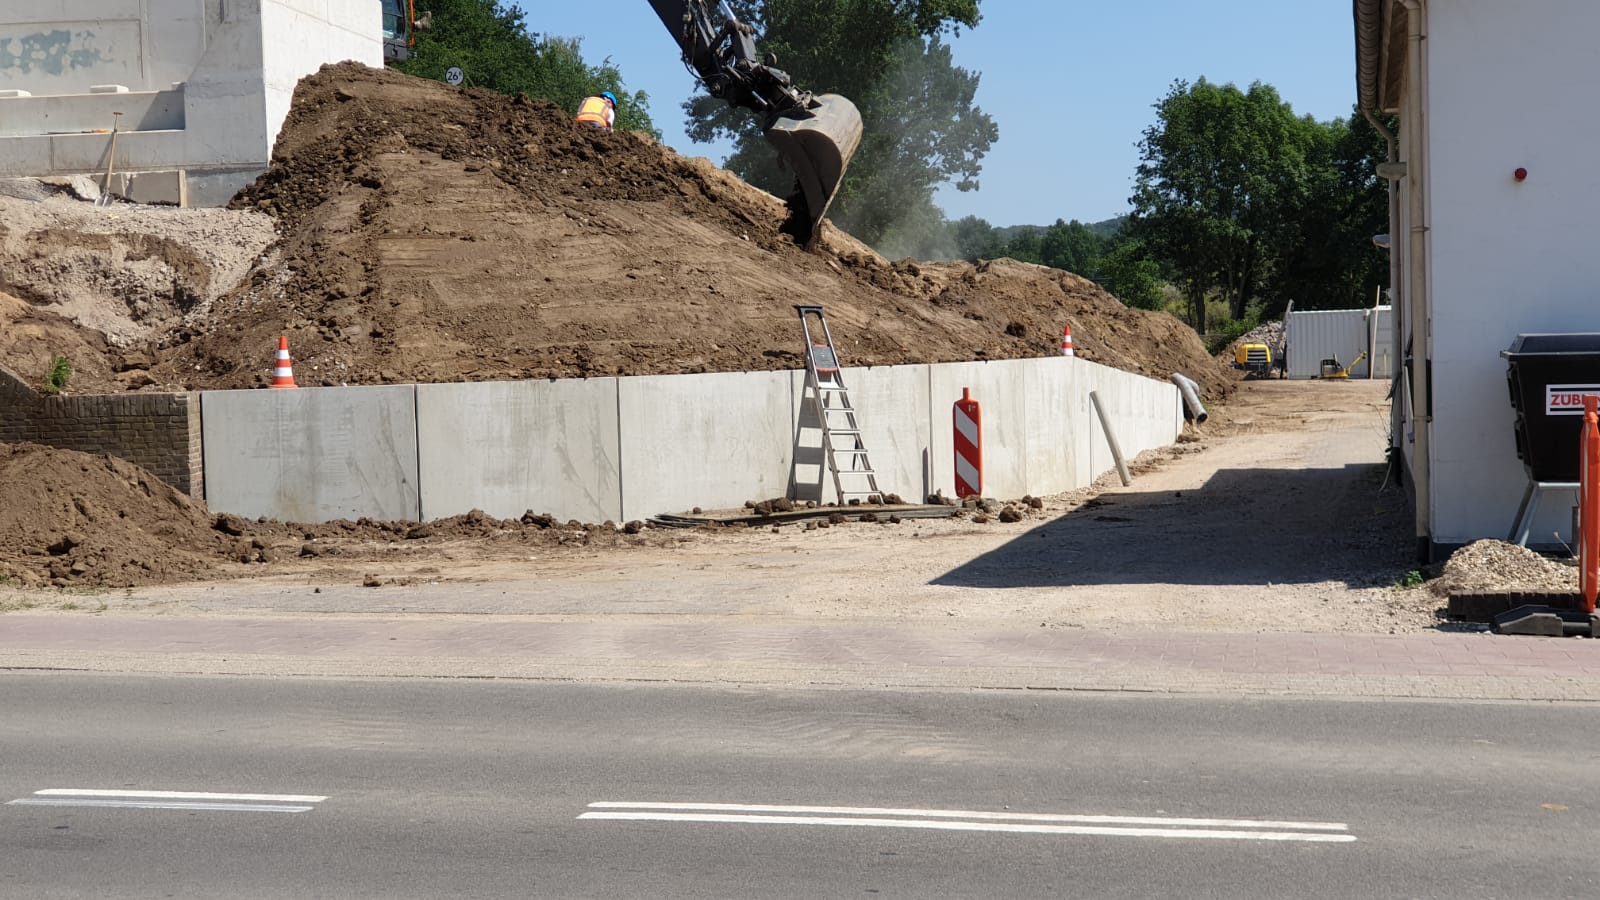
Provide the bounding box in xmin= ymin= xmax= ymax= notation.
xmin=1060 ymin=324 xmax=1074 ymax=357
xmin=270 ymin=336 xmax=297 ymax=389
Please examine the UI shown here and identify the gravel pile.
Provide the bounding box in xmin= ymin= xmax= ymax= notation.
xmin=1428 ymin=539 xmax=1577 ymax=597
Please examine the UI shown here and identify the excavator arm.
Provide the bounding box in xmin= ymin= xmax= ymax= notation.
xmin=648 ymin=0 xmax=862 ymax=245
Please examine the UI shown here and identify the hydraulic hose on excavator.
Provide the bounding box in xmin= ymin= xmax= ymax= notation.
xmin=648 ymin=0 xmax=862 ymax=246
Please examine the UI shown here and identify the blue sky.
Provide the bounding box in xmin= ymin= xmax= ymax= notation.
xmin=514 ymin=2 xmax=1357 ymax=227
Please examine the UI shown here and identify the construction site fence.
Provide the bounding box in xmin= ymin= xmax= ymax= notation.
xmin=196 ymin=357 xmax=1183 ymax=524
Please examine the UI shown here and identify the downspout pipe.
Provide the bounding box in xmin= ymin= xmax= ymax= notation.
xmin=1364 ymin=106 xmax=1405 ymax=448
xmin=1398 ymin=0 xmax=1431 ymax=560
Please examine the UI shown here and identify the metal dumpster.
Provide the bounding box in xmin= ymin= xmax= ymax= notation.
xmin=1502 ymin=333 xmax=1600 ymax=482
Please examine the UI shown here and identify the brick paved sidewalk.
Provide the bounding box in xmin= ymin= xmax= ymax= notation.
xmin=5 ymin=613 xmax=1600 ymax=701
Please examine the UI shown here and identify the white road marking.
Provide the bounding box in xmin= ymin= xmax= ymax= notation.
xmin=585 ymin=801 xmax=1349 ymax=832
xmin=6 ymin=789 xmax=328 ymax=814
xmin=10 ymin=799 xmax=314 ymax=813
xmin=32 ymin=789 xmax=328 ymax=803
xmin=581 ymin=802 xmax=1356 ymax=843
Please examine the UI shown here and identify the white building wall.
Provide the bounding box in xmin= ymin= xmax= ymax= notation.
xmin=260 ymin=0 xmax=382 ymax=155
xmin=0 ymin=0 xmax=381 ymax=205
xmin=1425 ymin=0 xmax=1600 ymax=546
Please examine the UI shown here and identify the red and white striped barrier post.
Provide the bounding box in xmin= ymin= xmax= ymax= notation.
xmin=953 ymin=387 xmax=982 ymax=499
xmin=1581 ymin=394 xmax=1599 ymax=614
xmin=1060 ymin=324 xmax=1074 ymax=357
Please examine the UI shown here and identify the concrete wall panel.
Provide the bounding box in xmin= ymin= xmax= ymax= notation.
xmin=416 ymin=380 xmax=621 ymax=523
xmin=1020 ymin=357 xmax=1080 ymax=496
xmin=792 ymin=364 xmax=930 ymax=505
xmin=201 ymin=385 xmax=419 ymax=522
xmin=619 ymin=370 xmax=794 ymax=521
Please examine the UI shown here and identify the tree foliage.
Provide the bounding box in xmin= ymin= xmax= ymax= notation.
xmin=682 ymin=1 xmax=997 ymax=249
xmin=1129 ymin=78 xmax=1388 ymax=333
xmin=394 ymin=0 xmax=657 ymax=135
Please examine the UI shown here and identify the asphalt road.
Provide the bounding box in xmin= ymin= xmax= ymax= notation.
xmin=3 ymin=674 xmax=1598 ymax=899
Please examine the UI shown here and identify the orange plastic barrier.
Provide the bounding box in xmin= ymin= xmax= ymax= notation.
xmin=1582 ymin=395 xmax=1599 ymax=613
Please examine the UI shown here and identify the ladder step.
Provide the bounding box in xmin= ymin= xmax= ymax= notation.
xmin=835 ymin=468 xmax=877 ymax=476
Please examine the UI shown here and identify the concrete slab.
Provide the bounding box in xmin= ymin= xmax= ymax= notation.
xmin=619 ymin=370 xmax=793 ymax=520
xmin=1021 ymin=357 xmax=1080 ymax=496
xmin=791 ymin=364 xmax=931 ymax=504
xmin=416 ymin=379 xmax=621 ymax=523
xmin=201 ymin=385 xmax=420 ymax=523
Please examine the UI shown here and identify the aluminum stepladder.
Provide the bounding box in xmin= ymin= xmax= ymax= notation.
xmin=796 ymin=305 xmax=884 ymax=505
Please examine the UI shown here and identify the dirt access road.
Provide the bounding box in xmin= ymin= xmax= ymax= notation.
xmin=34 ymin=378 xmax=1438 ymax=634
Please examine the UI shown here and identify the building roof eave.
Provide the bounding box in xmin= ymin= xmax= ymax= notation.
xmin=1354 ymin=0 xmax=1385 ymax=112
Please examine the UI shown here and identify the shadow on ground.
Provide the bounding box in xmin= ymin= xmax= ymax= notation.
xmin=933 ymin=462 xmax=1413 ymax=589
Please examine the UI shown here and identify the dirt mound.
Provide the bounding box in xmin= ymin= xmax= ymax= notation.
xmin=0 ymin=443 xmax=230 ymax=587
xmin=125 ymin=62 xmax=1233 ymax=398
xmin=0 ymin=441 xmax=671 ymax=589
xmin=0 ymin=192 xmax=274 ymax=390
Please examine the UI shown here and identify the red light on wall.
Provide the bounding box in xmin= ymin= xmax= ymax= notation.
xmin=1514 ymin=167 xmax=1529 ymax=182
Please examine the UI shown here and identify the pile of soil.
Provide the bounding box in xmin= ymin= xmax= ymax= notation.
xmin=129 ymin=62 xmax=1233 ymax=399
xmin=0 ymin=442 xmax=229 ymax=587
xmin=0 ymin=441 xmax=674 ymax=589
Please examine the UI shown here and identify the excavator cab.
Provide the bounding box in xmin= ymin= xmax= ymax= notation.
xmin=649 ymin=0 xmax=862 ymax=246
xmin=382 ymin=0 xmax=431 ymax=63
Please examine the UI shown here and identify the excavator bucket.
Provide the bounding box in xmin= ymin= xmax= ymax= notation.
xmin=764 ymin=93 xmax=862 ymax=246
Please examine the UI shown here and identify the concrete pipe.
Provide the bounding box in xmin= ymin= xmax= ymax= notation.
xmin=1170 ymin=372 xmax=1207 ymax=424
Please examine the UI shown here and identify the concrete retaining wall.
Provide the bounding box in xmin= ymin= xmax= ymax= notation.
xmin=0 ymin=367 xmax=202 ymax=496
xmin=195 ymin=358 xmax=1181 ymax=524
xmin=200 ymin=385 xmax=418 ymax=522
xmin=417 ymin=379 xmax=621 ymax=523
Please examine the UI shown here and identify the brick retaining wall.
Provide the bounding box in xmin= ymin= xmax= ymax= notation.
xmin=0 ymin=368 xmax=203 ymax=497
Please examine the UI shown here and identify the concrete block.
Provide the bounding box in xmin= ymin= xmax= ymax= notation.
xmin=416 ymin=379 xmax=621 ymax=523
xmin=89 ymin=84 xmax=130 ymax=93
xmin=201 ymin=385 xmax=420 ymax=523
xmin=619 ymin=370 xmax=794 ymax=520
xmin=1491 ymin=605 xmax=1591 ymax=637
xmin=119 ymin=169 xmax=188 ymax=206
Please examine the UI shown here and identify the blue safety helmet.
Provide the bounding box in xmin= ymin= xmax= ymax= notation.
xmin=600 ymin=91 xmax=617 ymax=106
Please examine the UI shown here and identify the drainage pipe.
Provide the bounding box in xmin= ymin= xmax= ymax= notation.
xmin=1170 ymin=373 xmax=1207 ymax=424
xmin=1398 ymin=0 xmax=1432 ymax=558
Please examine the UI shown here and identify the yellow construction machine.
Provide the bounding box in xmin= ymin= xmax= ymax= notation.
xmin=1233 ymin=342 xmax=1275 ymax=379
xmin=1319 ymin=350 xmax=1368 ymax=379
xmin=649 ymin=0 xmax=862 ymax=247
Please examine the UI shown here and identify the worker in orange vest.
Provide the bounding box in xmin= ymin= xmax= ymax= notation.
xmin=576 ymin=91 xmax=617 ymax=129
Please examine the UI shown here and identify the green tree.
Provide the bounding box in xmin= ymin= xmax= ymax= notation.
xmin=395 ymin=0 xmax=657 ymax=135
xmin=683 ymin=1 xmax=997 ymax=249
xmin=1130 ymin=78 xmax=1315 ymax=333
xmin=1267 ymin=109 xmax=1390 ymax=313
xmin=1038 ymin=219 xmax=1106 ymax=277
xmin=1094 ymin=239 xmax=1166 ymax=311
xmin=951 ymin=214 xmax=1003 ymax=260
